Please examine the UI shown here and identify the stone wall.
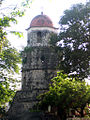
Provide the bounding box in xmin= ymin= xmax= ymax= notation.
xmin=8 ymin=89 xmax=47 ymax=118
xmin=27 ymin=30 xmax=50 ymax=47
xmin=22 ymin=46 xmax=59 ymax=90
xmin=8 ymin=46 xmax=59 ymax=118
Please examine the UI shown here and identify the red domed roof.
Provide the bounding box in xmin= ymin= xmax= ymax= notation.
xmin=30 ymin=13 xmax=53 ymax=28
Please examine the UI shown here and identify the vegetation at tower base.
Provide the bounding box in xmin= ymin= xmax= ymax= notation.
xmin=50 ymin=2 xmax=90 ymax=80
xmin=38 ymin=72 xmax=90 ymax=120
xmin=0 ymin=0 xmax=33 ymax=117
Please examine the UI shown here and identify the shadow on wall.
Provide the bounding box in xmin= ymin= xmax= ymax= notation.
xmin=8 ymin=111 xmax=44 ymax=120
xmin=8 ymin=111 xmax=58 ymax=120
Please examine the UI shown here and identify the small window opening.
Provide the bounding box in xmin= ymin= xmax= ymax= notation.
xmin=37 ymin=31 xmax=42 ymax=43
xmin=27 ymin=39 xmax=30 ymax=44
xmin=41 ymin=55 xmax=45 ymax=62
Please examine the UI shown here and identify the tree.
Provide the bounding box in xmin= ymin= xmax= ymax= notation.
xmin=50 ymin=2 xmax=90 ymax=79
xmin=0 ymin=0 xmax=32 ymax=115
xmin=39 ymin=72 xmax=90 ymax=120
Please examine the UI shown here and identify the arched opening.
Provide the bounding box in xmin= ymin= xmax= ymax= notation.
xmin=41 ymin=55 xmax=45 ymax=62
xmin=37 ymin=31 xmax=42 ymax=43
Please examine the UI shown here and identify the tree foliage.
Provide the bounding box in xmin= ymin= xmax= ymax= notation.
xmin=39 ymin=72 xmax=90 ymax=119
xmin=0 ymin=0 xmax=32 ymax=51
xmin=0 ymin=0 xmax=32 ymax=114
xmin=50 ymin=2 xmax=90 ymax=79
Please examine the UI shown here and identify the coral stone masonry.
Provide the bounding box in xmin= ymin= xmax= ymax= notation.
xmin=8 ymin=13 xmax=59 ymax=119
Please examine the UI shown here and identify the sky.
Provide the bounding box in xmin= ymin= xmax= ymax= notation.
xmin=5 ymin=0 xmax=87 ymax=50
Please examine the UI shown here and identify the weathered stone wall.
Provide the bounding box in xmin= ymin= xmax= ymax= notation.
xmin=8 ymin=89 xmax=47 ymax=118
xmin=22 ymin=47 xmax=59 ymax=90
xmin=27 ymin=30 xmax=50 ymax=47
xmin=8 ymin=46 xmax=59 ymax=118
xmin=22 ymin=69 xmax=56 ymax=90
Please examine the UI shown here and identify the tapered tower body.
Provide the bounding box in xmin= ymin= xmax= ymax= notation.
xmin=8 ymin=13 xmax=59 ymax=119
xmin=22 ymin=13 xmax=58 ymax=90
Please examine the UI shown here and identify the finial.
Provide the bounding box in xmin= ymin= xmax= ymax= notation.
xmin=41 ymin=6 xmax=44 ymax=15
xmin=41 ymin=12 xmax=43 ymax=15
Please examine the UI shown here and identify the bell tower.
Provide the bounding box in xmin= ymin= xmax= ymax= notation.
xmin=22 ymin=13 xmax=58 ymax=90
xmin=27 ymin=13 xmax=57 ymax=47
xmin=8 ymin=13 xmax=59 ymax=119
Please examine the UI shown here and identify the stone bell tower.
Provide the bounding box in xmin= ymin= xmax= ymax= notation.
xmin=8 ymin=13 xmax=59 ymax=119
xmin=22 ymin=12 xmax=58 ymax=90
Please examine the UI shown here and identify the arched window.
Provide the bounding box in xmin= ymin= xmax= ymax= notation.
xmin=27 ymin=33 xmax=30 ymax=44
xmin=37 ymin=31 xmax=42 ymax=43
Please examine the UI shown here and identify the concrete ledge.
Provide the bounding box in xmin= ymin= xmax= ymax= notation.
xmin=67 ymin=118 xmax=90 ymax=120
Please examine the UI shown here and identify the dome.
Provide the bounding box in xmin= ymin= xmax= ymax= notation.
xmin=30 ymin=13 xmax=53 ymax=28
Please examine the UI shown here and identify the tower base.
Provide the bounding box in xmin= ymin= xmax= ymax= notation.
xmin=8 ymin=89 xmax=47 ymax=119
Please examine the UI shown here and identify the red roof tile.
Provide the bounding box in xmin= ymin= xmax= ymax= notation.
xmin=30 ymin=14 xmax=53 ymax=28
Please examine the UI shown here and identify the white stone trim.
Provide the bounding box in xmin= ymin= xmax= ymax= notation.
xmin=27 ymin=27 xmax=58 ymax=33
